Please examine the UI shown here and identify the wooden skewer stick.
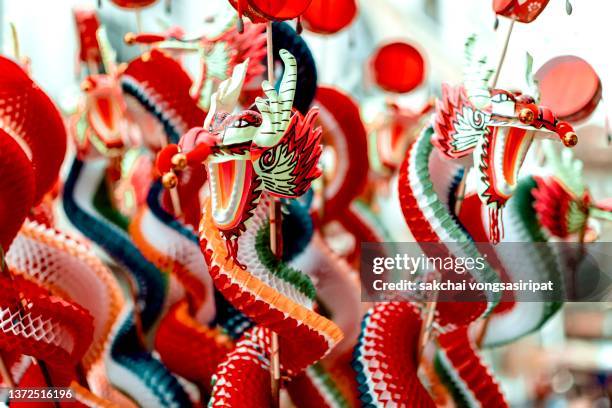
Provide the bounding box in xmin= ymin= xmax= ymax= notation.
xmin=416 ymin=295 xmax=438 ymax=363
xmin=567 ymin=209 xmax=590 ymax=303
xmin=169 ymin=187 xmax=183 ymax=218
xmin=475 ymin=18 xmax=516 ymax=347
xmin=9 ymin=23 xmax=20 ymax=62
xmin=135 ymin=10 xmax=143 ymax=34
xmin=453 ymin=168 xmax=469 ymax=217
xmin=266 ymin=21 xmax=275 ymax=88
xmin=135 ymin=11 xmax=147 ymax=54
xmin=491 ymin=18 xmax=515 ymax=89
xmin=418 ymin=169 xmax=470 ymax=362
xmin=476 ymin=314 xmax=492 ymax=348
xmin=266 ymin=21 xmax=282 ymax=408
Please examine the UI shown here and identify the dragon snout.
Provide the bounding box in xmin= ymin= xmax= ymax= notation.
xmin=556 ymin=122 xmax=578 ymax=147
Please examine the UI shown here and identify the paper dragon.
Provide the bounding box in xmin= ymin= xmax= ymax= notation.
xmin=432 ymin=36 xmax=577 ymax=243
xmin=0 ymin=2 xmax=605 ymax=408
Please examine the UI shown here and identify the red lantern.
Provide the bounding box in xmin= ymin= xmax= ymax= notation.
xmin=302 ymin=0 xmax=357 ymax=35
xmin=535 ymin=56 xmax=601 ymax=123
xmin=229 ymin=0 xmax=312 ymax=22
xmin=370 ymin=42 xmax=425 ymax=94
xmin=110 ymin=0 xmax=158 ymax=9
xmin=493 ymin=0 xmax=550 ymax=23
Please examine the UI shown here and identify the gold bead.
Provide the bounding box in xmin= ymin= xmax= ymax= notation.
xmin=141 ymin=52 xmax=151 ymax=62
xmin=518 ymin=108 xmax=535 ymax=125
xmin=80 ymin=78 xmax=93 ymax=92
xmin=171 ymin=153 xmax=188 ymax=171
xmin=162 ymin=172 xmax=178 ymax=189
xmin=124 ymin=32 xmax=136 ymax=45
xmin=563 ymin=132 xmax=578 ymax=147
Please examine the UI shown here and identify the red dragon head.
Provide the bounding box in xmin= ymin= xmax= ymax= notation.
xmin=432 ymin=81 xmax=578 ymax=242
xmin=73 ymin=74 xmax=128 ymax=158
xmin=157 ymin=50 xmax=322 ymax=243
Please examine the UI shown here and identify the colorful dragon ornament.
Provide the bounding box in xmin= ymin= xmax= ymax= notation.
xmin=63 ymin=41 xmax=203 ymax=407
xmin=432 ymin=37 xmax=578 ymax=243
xmin=0 ymin=55 xmax=121 ymax=403
xmin=389 ymin=38 xmax=580 ymax=408
xmin=533 ymin=142 xmax=612 ymax=240
xmin=125 ymin=20 xmax=317 ymax=116
xmin=158 ymin=49 xmax=343 ymax=405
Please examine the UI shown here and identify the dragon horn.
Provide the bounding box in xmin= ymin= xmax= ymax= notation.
xmin=203 ymin=58 xmax=249 ymax=129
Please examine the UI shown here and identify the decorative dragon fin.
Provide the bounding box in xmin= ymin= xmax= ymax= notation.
xmin=463 ymin=35 xmax=493 ymax=110
xmin=204 ymin=58 xmax=249 ymax=129
xmin=251 ymin=108 xmax=323 ymax=198
xmin=254 ymin=49 xmax=297 ymax=147
xmin=432 ymin=84 xmax=489 ymax=159
xmin=542 ymin=140 xmax=585 ymax=197
xmin=533 ymin=141 xmax=589 ymax=238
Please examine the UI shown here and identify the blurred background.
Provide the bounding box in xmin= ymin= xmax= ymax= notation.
xmin=1 ymin=0 xmax=610 ymax=406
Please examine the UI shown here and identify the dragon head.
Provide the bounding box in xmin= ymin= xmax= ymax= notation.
xmin=432 ymin=67 xmax=578 ymax=242
xmin=71 ymin=27 xmax=133 ymax=159
xmin=475 ymin=88 xmax=577 ymax=221
xmin=75 ymin=74 xmax=128 ymax=157
xmin=158 ymin=49 xmax=322 ymax=242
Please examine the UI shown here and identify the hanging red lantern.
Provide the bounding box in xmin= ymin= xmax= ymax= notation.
xmin=229 ymin=0 xmax=312 ymax=23
xmin=370 ymin=42 xmax=425 ymax=94
xmin=109 ymin=0 xmax=158 ymax=9
xmin=493 ymin=0 xmax=551 ymax=23
xmin=302 ymin=0 xmax=357 ymax=35
xmin=535 ymin=56 xmax=601 ymax=123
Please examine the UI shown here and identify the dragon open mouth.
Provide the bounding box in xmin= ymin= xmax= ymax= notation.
xmin=88 ymin=93 xmax=125 ymax=150
xmin=208 ymin=158 xmax=254 ymax=230
xmin=490 ymin=126 xmax=533 ymax=200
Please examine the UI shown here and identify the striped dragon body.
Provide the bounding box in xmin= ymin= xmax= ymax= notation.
xmin=63 ymin=158 xmax=191 ymax=407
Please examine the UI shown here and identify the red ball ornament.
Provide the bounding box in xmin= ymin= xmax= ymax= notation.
xmin=302 ymin=0 xmax=357 ymax=35
xmin=370 ymin=42 xmax=425 ymax=94
xmin=535 ymin=56 xmax=601 ymax=123
xmin=110 ymin=0 xmax=157 ymax=9
xmin=229 ymin=0 xmax=312 ymax=22
xmin=493 ymin=0 xmax=551 ymax=23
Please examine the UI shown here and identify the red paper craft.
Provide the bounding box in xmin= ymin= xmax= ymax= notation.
xmin=535 ymin=55 xmax=601 ymax=123
xmin=302 ymin=0 xmax=357 ymax=34
xmin=370 ymin=42 xmax=425 ymax=94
